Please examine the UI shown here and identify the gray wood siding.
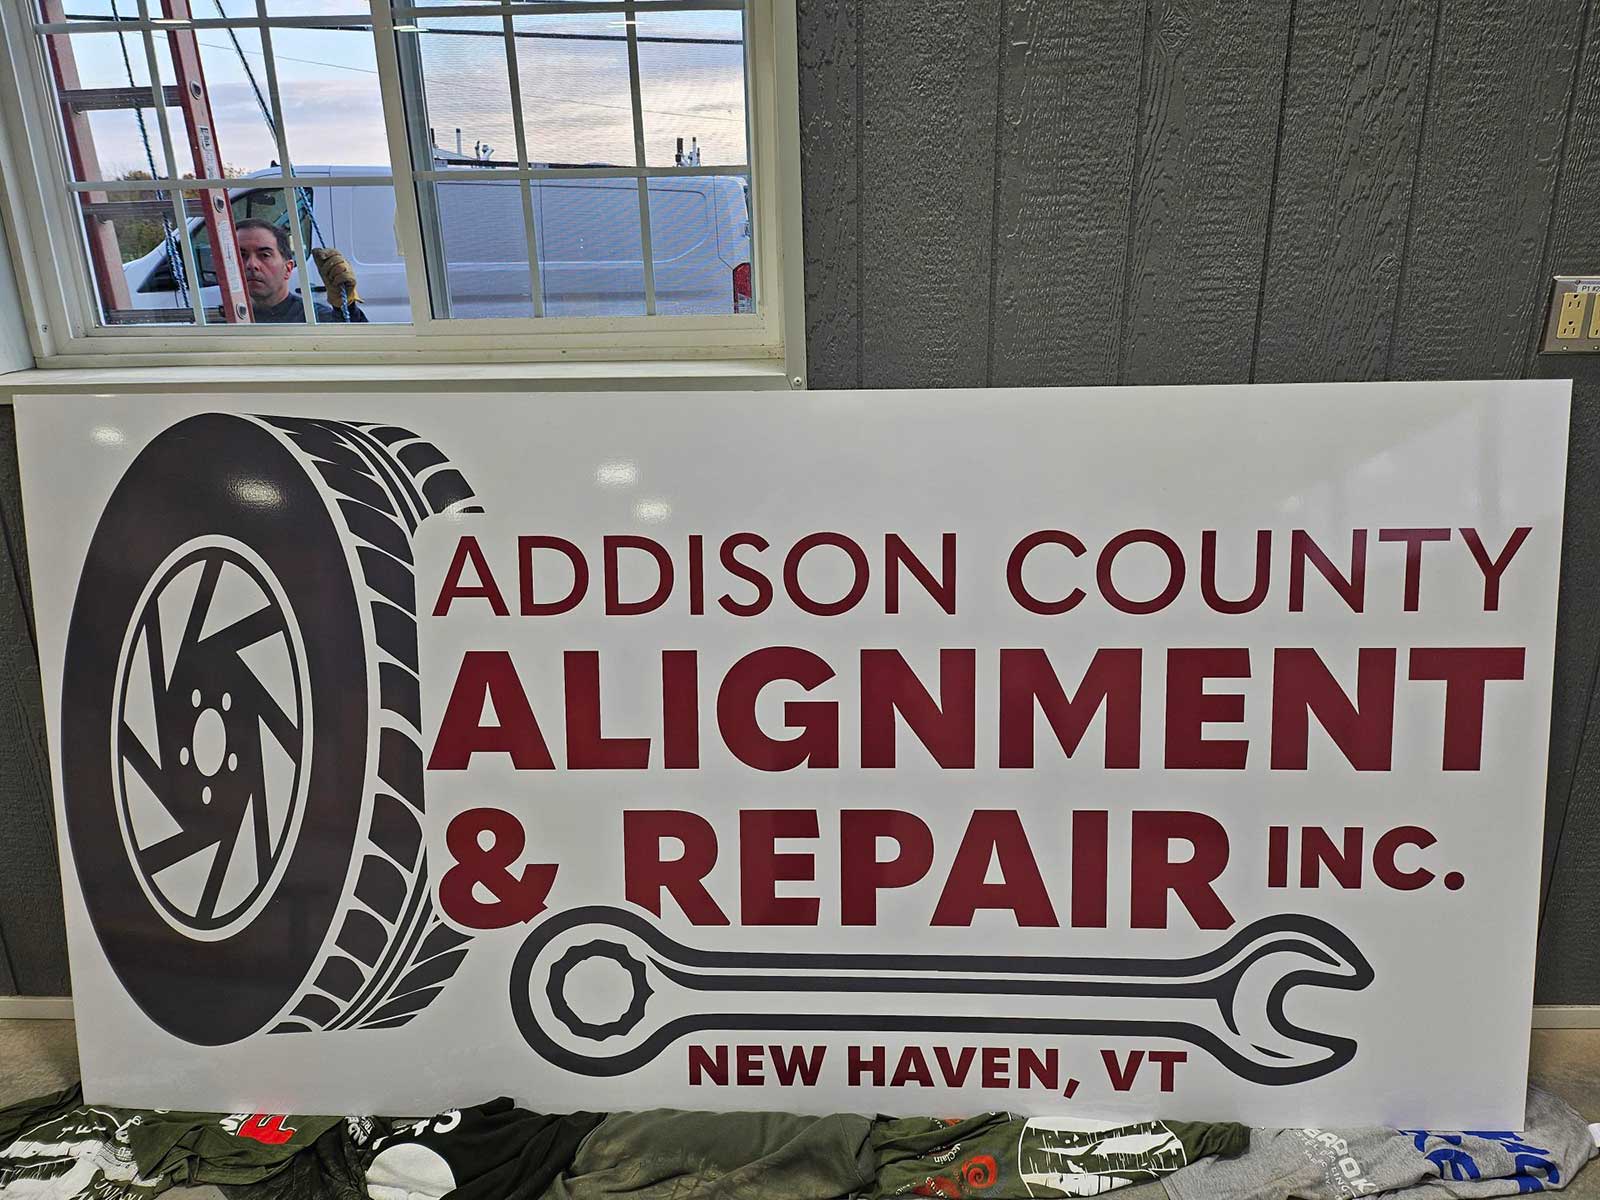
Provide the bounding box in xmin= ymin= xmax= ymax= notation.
xmin=796 ymin=0 xmax=1600 ymax=1001
xmin=0 ymin=405 xmax=68 ymax=996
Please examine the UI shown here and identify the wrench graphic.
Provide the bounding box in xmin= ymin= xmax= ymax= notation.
xmin=509 ymin=906 xmax=1373 ymax=1085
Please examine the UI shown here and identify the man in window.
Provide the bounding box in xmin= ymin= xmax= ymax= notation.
xmin=237 ymin=218 xmax=344 ymax=323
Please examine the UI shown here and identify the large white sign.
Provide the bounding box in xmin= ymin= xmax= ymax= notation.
xmin=16 ymin=382 xmax=1569 ymax=1126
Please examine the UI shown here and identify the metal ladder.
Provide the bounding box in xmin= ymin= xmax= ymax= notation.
xmin=39 ymin=0 xmax=252 ymax=324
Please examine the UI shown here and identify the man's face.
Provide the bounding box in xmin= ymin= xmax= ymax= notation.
xmin=237 ymin=227 xmax=292 ymax=307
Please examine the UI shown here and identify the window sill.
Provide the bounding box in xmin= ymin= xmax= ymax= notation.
xmin=0 ymin=357 xmax=800 ymax=395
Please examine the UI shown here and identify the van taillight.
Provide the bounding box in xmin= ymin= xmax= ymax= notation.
xmin=733 ymin=262 xmax=753 ymax=313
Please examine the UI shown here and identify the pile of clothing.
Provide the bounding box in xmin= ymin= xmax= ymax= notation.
xmin=0 ymin=1084 xmax=1593 ymax=1200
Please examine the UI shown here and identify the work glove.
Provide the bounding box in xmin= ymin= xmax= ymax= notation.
xmin=311 ymin=247 xmax=363 ymax=307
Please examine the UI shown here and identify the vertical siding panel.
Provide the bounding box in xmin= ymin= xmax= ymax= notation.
xmin=859 ymin=0 xmax=998 ymax=387
xmin=797 ymin=0 xmax=862 ymax=390
xmin=1120 ymin=0 xmax=1292 ymax=384
xmin=989 ymin=0 xmax=1146 ymax=386
xmin=1388 ymin=1 xmax=1583 ymax=380
xmin=1531 ymin=0 xmax=1600 ymax=1003
xmin=1254 ymin=0 xmax=1435 ymax=382
xmin=0 ymin=405 xmax=68 ymax=995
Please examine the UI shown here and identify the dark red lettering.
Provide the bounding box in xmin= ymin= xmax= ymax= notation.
xmin=433 ymin=535 xmax=509 ymax=617
xmin=1289 ymin=530 xmax=1366 ymax=613
xmin=981 ymin=1047 xmax=1011 ymax=1088
xmin=564 ymin=651 xmax=649 ymax=769
xmin=1200 ymin=530 xmax=1271 ymax=614
xmin=860 ymin=649 xmax=976 ymax=768
xmin=848 ymin=1045 xmax=885 ymax=1086
xmin=519 ymin=535 xmax=588 ymax=615
xmin=623 ymin=810 xmax=728 ymax=924
xmin=662 ymin=650 xmax=700 ymax=769
xmin=1097 ymin=529 xmax=1185 ymax=615
xmin=1071 ymin=810 xmax=1109 ymax=928
xmin=931 ymin=811 xmax=1057 ymax=927
xmin=717 ymin=647 xmax=839 ymax=770
xmin=428 ymin=651 xmax=553 ymax=770
xmin=1373 ymin=825 xmax=1436 ymax=890
xmin=604 ymin=535 xmax=673 ymax=615
xmin=1379 ymin=527 xmax=1450 ymax=611
xmin=840 ymin=810 xmax=935 ymax=925
xmin=1461 ymin=527 xmax=1533 ymax=611
xmin=688 ymin=1045 xmax=727 ymax=1085
xmin=1102 ymin=1049 xmax=1144 ymax=1091
xmin=1299 ymin=827 xmax=1363 ymax=888
xmin=1130 ymin=810 xmax=1233 ymax=929
xmin=999 ymin=648 xmax=1141 ymax=768
xmin=1409 ymin=647 xmax=1525 ymax=770
xmin=1165 ymin=648 xmax=1249 ymax=769
xmin=784 ymin=533 xmax=870 ymax=616
xmin=1270 ymin=648 xmax=1395 ymax=770
xmin=740 ymin=809 xmax=820 ymax=925
xmin=886 ymin=533 xmax=957 ymax=614
xmin=718 ymin=533 xmax=772 ymax=616
xmin=1006 ymin=531 xmax=1087 ymax=615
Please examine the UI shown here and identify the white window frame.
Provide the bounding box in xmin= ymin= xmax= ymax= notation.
xmin=0 ymin=0 xmax=806 ymax=384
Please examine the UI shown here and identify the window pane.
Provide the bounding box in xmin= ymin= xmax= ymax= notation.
xmin=268 ymin=25 xmax=391 ymax=169
xmin=263 ymin=0 xmax=370 ymax=14
xmin=432 ymin=180 xmax=534 ymax=318
xmin=414 ymin=17 xmax=514 ymax=167
xmin=535 ymin=178 xmax=645 ymax=317
xmin=647 ymin=173 xmax=749 ymax=316
xmin=636 ymin=10 xmax=747 ymax=168
xmin=319 ymin=181 xmax=410 ymax=323
xmin=83 ymin=185 xmax=199 ymax=326
xmin=196 ymin=29 xmax=280 ymax=178
xmin=513 ymin=14 xmax=635 ymax=166
xmin=41 ymin=29 xmax=179 ymax=183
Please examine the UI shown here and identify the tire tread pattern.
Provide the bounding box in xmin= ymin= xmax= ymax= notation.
xmin=257 ymin=416 xmax=477 ymax=1034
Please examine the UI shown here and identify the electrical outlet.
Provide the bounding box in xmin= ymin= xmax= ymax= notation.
xmin=1542 ymin=277 xmax=1600 ymax=353
xmin=1557 ymin=292 xmax=1586 ymax=338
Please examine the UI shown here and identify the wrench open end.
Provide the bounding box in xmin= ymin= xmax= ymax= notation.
xmin=1197 ymin=915 xmax=1376 ymax=1084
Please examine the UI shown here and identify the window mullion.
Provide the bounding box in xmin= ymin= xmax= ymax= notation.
xmin=378 ymin=3 xmax=448 ymax=326
xmin=134 ymin=0 xmax=206 ymax=327
xmin=500 ymin=8 xmax=544 ymax=317
xmin=253 ymin=0 xmax=316 ymax=324
xmin=624 ymin=0 xmax=656 ymax=317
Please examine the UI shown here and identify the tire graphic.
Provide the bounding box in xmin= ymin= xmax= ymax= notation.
xmin=62 ymin=414 xmax=478 ymax=1045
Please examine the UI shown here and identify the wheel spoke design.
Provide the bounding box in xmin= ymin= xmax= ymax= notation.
xmin=232 ymin=671 xmax=302 ymax=761
xmin=137 ymin=826 xmax=215 ymax=876
xmin=201 ymin=605 xmax=280 ymax=654
xmin=114 ymin=541 xmax=309 ymax=936
xmin=119 ymin=721 xmax=184 ymax=824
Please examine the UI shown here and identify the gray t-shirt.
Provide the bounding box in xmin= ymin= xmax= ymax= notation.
xmin=1163 ymin=1088 xmax=1596 ymax=1200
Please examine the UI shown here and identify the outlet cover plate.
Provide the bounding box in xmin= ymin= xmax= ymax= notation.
xmin=1542 ymin=276 xmax=1600 ymax=353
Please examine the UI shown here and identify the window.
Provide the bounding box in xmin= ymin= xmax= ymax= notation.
xmin=0 ymin=0 xmax=803 ymax=376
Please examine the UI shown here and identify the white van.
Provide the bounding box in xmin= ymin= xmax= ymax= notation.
xmin=120 ymin=166 xmax=752 ymax=323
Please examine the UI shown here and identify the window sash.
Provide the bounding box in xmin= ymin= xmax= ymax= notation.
xmin=0 ymin=0 xmax=793 ymax=366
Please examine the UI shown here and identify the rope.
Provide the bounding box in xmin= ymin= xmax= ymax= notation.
xmin=213 ymin=0 xmax=327 ymax=252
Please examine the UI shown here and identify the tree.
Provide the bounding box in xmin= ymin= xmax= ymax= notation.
xmin=111 ymin=164 xmax=250 ymax=263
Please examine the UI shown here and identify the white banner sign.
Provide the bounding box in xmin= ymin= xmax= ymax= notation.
xmin=16 ymin=382 xmax=1570 ymax=1126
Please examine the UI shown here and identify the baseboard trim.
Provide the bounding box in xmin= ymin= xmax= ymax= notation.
xmin=0 ymin=997 xmax=73 ymax=1019
xmin=1533 ymin=1005 xmax=1600 ymax=1029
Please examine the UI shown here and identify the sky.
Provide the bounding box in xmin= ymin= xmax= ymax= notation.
xmin=53 ymin=7 xmax=748 ymax=179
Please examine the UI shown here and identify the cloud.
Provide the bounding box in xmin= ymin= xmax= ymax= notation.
xmin=61 ymin=23 xmax=746 ymax=178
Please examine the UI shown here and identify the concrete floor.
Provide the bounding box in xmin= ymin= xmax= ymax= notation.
xmin=1 ymin=1021 xmax=1598 ymax=1197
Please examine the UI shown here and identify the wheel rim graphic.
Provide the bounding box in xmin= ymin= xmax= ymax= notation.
xmin=112 ymin=536 xmax=311 ymax=941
